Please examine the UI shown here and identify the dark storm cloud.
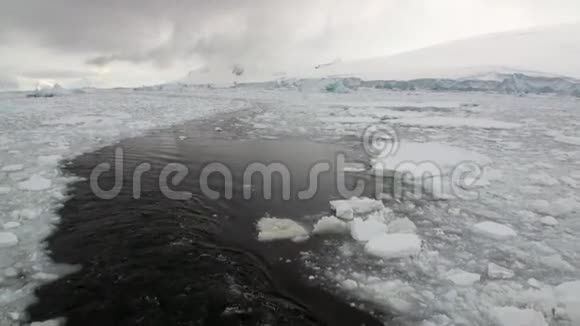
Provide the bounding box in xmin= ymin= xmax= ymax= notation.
xmin=0 ymin=0 xmax=336 ymax=70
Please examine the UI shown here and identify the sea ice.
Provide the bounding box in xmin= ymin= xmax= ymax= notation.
xmin=393 ymin=117 xmax=521 ymax=129
xmin=473 ymin=221 xmax=517 ymax=239
xmin=364 ymin=233 xmax=422 ymax=259
xmin=371 ymin=141 xmax=491 ymax=178
xmin=11 ymin=208 xmax=42 ymax=220
xmin=386 ymin=217 xmax=417 ymax=234
xmin=3 ymin=222 xmax=21 ymax=230
xmin=0 ymin=164 xmax=24 ymax=172
xmin=491 ymin=307 xmax=548 ymax=326
xmin=554 ymin=280 xmax=580 ymax=323
xmin=350 ymin=218 xmax=388 ymax=242
xmin=18 ymin=175 xmax=52 ymax=191
xmin=445 ymin=269 xmax=480 ymax=286
xmin=539 ymin=216 xmax=558 ymax=226
xmin=0 ymin=232 xmax=19 ymax=248
xmin=330 ymin=197 xmax=385 ymax=220
xmin=529 ymin=173 xmax=559 ymax=186
xmin=487 ymin=263 xmax=515 ymax=279
xmin=256 ymin=217 xmax=309 ymax=242
xmin=312 ymin=216 xmax=349 ymax=235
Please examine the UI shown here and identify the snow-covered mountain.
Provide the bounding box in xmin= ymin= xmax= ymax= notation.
xmin=180 ymin=23 xmax=580 ymax=97
xmin=310 ymin=23 xmax=580 ymax=81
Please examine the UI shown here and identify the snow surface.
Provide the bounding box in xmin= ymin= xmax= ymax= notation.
xmin=309 ymin=23 xmax=580 ymax=81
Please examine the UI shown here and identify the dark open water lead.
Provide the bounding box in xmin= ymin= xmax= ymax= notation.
xmin=27 ymin=116 xmax=389 ymax=326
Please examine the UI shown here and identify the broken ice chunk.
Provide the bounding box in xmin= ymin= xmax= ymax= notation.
xmin=18 ymin=174 xmax=52 ymax=191
xmin=312 ymin=216 xmax=349 ymax=235
xmin=487 ymin=263 xmax=515 ymax=279
xmin=445 ymin=269 xmax=480 ymax=286
xmin=491 ymin=307 xmax=548 ymax=326
xmin=350 ymin=217 xmax=388 ymax=242
xmin=330 ymin=197 xmax=385 ymax=220
xmin=364 ymin=233 xmax=421 ymax=259
xmin=473 ymin=221 xmax=516 ymax=240
xmin=256 ymin=217 xmax=309 ymax=242
xmin=0 ymin=232 xmax=19 ymax=248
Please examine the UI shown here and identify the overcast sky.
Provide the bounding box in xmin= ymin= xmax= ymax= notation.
xmin=1 ymin=0 xmax=579 ymax=89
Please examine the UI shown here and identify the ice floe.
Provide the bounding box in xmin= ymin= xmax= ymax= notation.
xmin=487 ymin=263 xmax=515 ymax=280
xmin=312 ymin=216 xmax=349 ymax=235
xmin=256 ymin=217 xmax=309 ymax=242
xmin=473 ymin=221 xmax=517 ymax=239
xmin=492 ymin=306 xmax=548 ymax=326
xmin=0 ymin=232 xmax=19 ymax=248
xmin=17 ymin=175 xmax=52 ymax=191
xmin=364 ymin=233 xmax=422 ymax=259
xmin=329 ymin=197 xmax=386 ymax=220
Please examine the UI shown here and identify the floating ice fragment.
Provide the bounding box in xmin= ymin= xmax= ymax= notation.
xmin=473 ymin=221 xmax=516 ymax=239
xmin=529 ymin=173 xmax=559 ymax=186
xmin=30 ymin=320 xmax=63 ymax=326
xmin=3 ymin=222 xmax=21 ymax=230
xmin=37 ymin=155 xmax=61 ymax=166
xmin=18 ymin=174 xmax=52 ymax=191
xmin=487 ymin=263 xmax=515 ymax=279
xmin=312 ymin=216 xmax=349 ymax=235
xmin=256 ymin=217 xmax=309 ymax=242
xmin=540 ymin=216 xmax=558 ymax=226
xmin=1 ymin=164 xmax=24 ymax=172
xmin=445 ymin=269 xmax=480 ymax=286
xmin=0 ymin=232 xmax=19 ymax=248
xmin=491 ymin=307 xmax=548 ymax=326
xmin=554 ymin=280 xmax=580 ymax=323
xmin=387 ymin=217 xmax=417 ymax=234
xmin=350 ymin=218 xmax=388 ymax=242
xmin=364 ymin=233 xmax=422 ymax=259
xmin=330 ymin=197 xmax=385 ymax=220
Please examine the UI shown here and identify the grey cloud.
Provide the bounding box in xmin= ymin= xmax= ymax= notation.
xmin=0 ymin=0 xmax=337 ymax=71
xmin=1 ymin=0 xmax=579 ymax=78
xmin=0 ymin=74 xmax=19 ymax=90
xmin=21 ymin=69 xmax=98 ymax=79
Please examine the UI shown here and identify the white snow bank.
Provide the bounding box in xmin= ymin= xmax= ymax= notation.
xmin=473 ymin=221 xmax=517 ymax=240
xmin=256 ymin=217 xmax=309 ymax=242
xmin=492 ymin=307 xmax=548 ymax=326
xmin=364 ymin=233 xmax=422 ymax=259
